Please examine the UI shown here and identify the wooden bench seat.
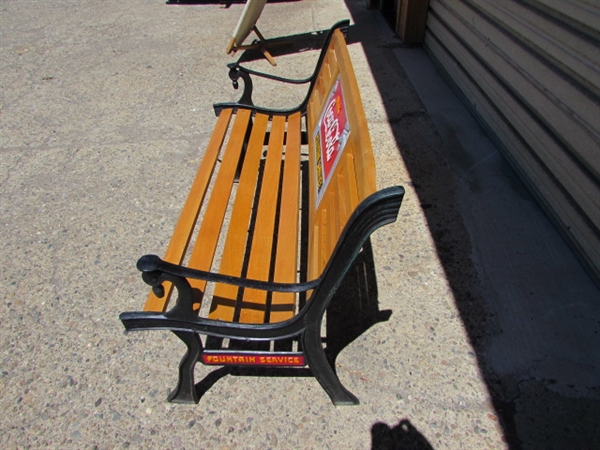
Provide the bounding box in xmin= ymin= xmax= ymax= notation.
xmin=142 ymin=107 xmax=304 ymax=324
xmin=120 ymin=21 xmax=405 ymax=406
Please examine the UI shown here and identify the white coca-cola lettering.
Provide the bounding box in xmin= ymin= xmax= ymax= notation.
xmin=323 ymin=99 xmax=340 ymax=162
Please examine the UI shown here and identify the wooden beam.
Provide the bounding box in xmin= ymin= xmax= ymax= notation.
xmin=396 ymin=0 xmax=430 ymax=44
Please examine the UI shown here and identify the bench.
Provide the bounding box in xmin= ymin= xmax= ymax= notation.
xmin=119 ymin=21 xmax=405 ymax=406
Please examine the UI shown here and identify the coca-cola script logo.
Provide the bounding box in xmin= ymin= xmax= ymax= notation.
xmin=313 ymin=77 xmax=350 ymax=207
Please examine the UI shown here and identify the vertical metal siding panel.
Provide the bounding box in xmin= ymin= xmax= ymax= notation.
xmin=425 ymin=0 xmax=600 ymax=280
xmin=522 ymin=0 xmax=600 ymax=37
xmin=480 ymin=1 xmax=600 ymax=95
xmin=428 ymin=1 xmax=600 ymax=224
xmin=468 ymin=0 xmax=600 ymax=176
xmin=424 ymin=31 xmax=600 ymax=277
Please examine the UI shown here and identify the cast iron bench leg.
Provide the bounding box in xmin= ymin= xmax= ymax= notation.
xmin=302 ymin=324 xmax=360 ymax=405
xmin=167 ymin=330 xmax=202 ymax=404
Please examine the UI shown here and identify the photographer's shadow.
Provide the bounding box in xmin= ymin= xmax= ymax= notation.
xmin=371 ymin=419 xmax=434 ymax=450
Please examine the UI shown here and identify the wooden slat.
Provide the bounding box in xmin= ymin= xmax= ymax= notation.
xmin=270 ymin=112 xmax=302 ymax=323
xmin=307 ymin=98 xmax=322 ymax=141
xmin=307 ymin=212 xmax=320 ymax=282
xmin=322 ymin=58 xmax=333 ymax=88
xmin=306 ymin=50 xmax=341 ymax=257
xmin=335 ymin=154 xmax=357 ymax=228
xmin=342 ymin=152 xmax=360 ymax=219
xmin=240 ymin=115 xmax=287 ymax=323
xmin=305 ymin=29 xmax=377 ymax=279
xmin=184 ymin=109 xmax=253 ymax=297
xmin=208 ymin=113 xmax=271 ymax=321
xmin=336 ymin=171 xmax=351 ymax=228
xmin=333 ymin=152 xmax=359 ymax=251
xmin=307 ymin=42 xmax=338 ymax=280
xmin=327 ymin=179 xmax=341 ymax=258
xmin=312 ymin=153 xmax=361 ymax=276
xmin=143 ymin=109 xmax=233 ymax=312
xmin=318 ymin=198 xmax=330 ymax=273
xmin=312 ymin=82 xmax=324 ymax=114
xmin=332 ymin=33 xmax=376 ymax=201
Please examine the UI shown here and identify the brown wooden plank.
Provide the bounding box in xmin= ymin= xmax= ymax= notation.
xmin=184 ymin=109 xmax=253 ymax=299
xmin=341 ymin=152 xmax=359 ymax=222
xmin=143 ymin=109 xmax=233 ymax=312
xmin=307 ymin=98 xmax=320 ymax=135
xmin=307 ymin=210 xmax=321 ymax=282
xmin=332 ymin=33 xmax=377 ymax=200
xmin=239 ymin=115 xmax=287 ymax=323
xmin=325 ymin=57 xmax=335 ymax=83
xmin=305 ymin=29 xmax=379 ymax=280
xmin=336 ymin=171 xmax=351 ymax=229
xmin=208 ymin=113 xmax=271 ymax=321
xmin=305 ymin=33 xmax=344 ymax=278
xmin=270 ymin=112 xmax=302 ymax=323
xmin=330 ymin=153 xmax=359 ymax=254
xmin=396 ymin=0 xmax=429 ymax=44
xmin=311 ymin=87 xmax=323 ymax=118
xmin=311 ymin=151 xmax=362 ymax=276
xmin=318 ymin=198 xmax=331 ymax=274
xmin=327 ymin=178 xmax=341 ymax=258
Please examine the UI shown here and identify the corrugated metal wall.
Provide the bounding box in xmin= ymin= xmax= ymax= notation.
xmin=424 ymin=0 xmax=600 ymax=281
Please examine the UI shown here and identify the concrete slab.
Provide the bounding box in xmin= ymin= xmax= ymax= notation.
xmin=1 ymin=0 xmax=597 ymax=449
xmin=390 ymin=36 xmax=600 ymax=450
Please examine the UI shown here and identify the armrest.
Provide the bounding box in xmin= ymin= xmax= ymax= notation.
xmin=216 ymin=62 xmax=314 ymax=112
xmin=228 ymin=62 xmax=313 ymax=86
xmin=137 ymin=254 xmax=319 ymax=295
xmin=214 ymin=21 xmax=351 ymax=117
xmin=122 ymin=257 xmax=309 ymax=336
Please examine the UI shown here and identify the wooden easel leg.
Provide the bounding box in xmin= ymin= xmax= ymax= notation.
xmin=228 ymin=26 xmax=278 ymax=66
xmin=252 ymin=26 xmax=277 ymax=66
xmin=261 ymin=48 xmax=277 ymax=67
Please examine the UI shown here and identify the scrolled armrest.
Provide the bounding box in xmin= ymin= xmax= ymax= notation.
xmin=137 ymin=254 xmax=319 ymax=293
xmin=228 ymin=62 xmax=313 ymax=85
xmin=224 ymin=62 xmax=314 ymax=109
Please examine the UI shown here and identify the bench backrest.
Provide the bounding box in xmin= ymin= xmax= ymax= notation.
xmin=305 ymin=28 xmax=377 ymax=281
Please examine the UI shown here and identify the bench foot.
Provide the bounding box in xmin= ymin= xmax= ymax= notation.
xmin=167 ymin=331 xmax=202 ymax=404
xmin=302 ymin=326 xmax=360 ymax=406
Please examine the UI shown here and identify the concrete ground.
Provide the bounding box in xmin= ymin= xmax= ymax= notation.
xmin=1 ymin=1 xmax=598 ymax=449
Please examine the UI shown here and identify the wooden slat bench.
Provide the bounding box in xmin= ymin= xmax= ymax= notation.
xmin=119 ymin=21 xmax=405 ymax=406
